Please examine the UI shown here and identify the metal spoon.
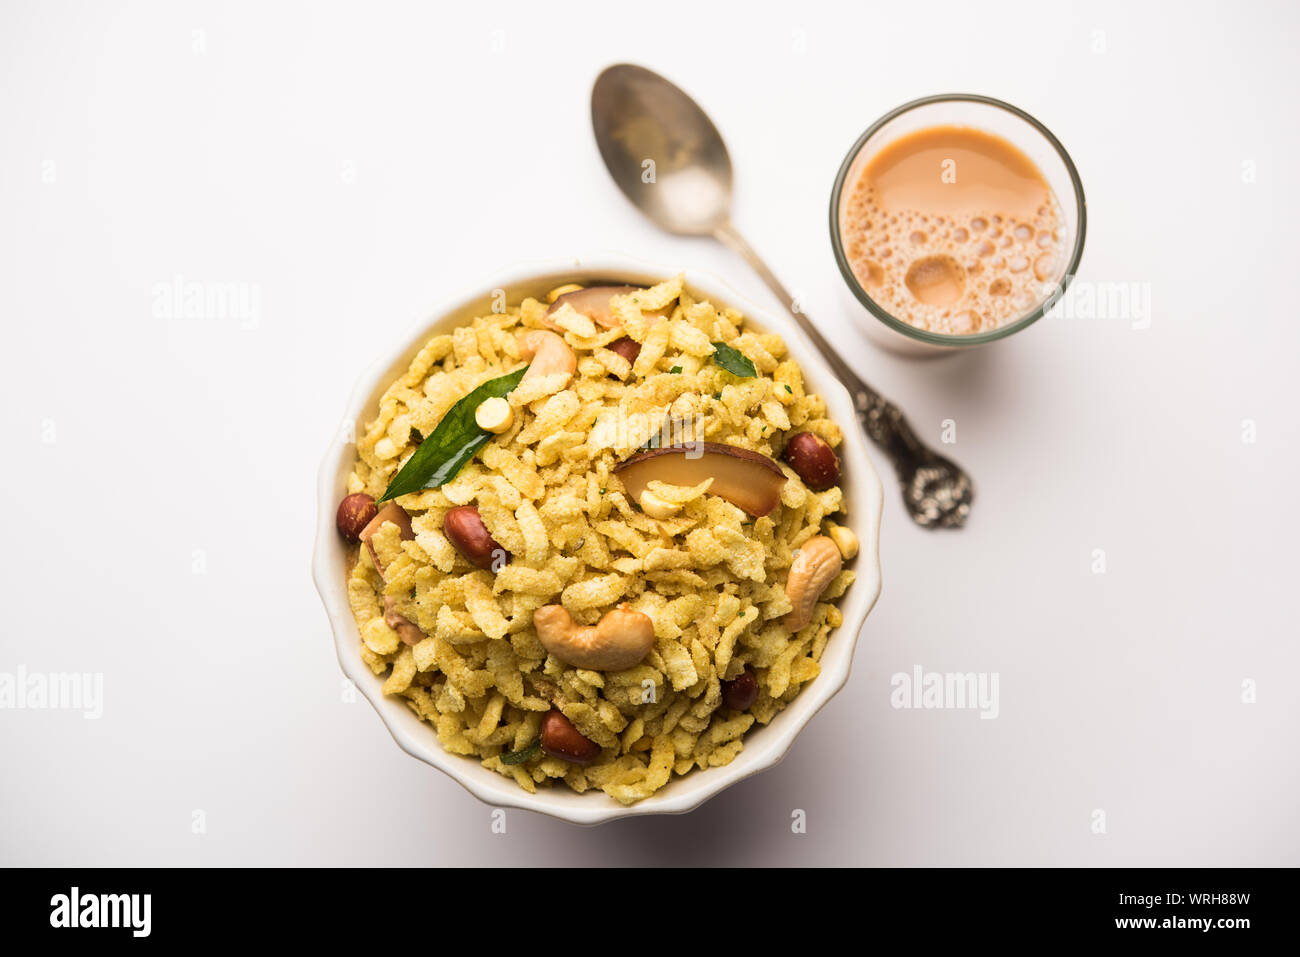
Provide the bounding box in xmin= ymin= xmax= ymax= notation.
xmin=591 ymin=63 xmax=974 ymax=529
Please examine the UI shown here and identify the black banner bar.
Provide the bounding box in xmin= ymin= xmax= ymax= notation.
xmin=2 ymin=866 xmax=1288 ymax=943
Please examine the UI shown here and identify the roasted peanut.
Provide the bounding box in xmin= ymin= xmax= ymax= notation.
xmin=336 ymin=493 xmax=378 ymax=543
xmin=721 ymin=667 xmax=759 ymax=711
xmin=782 ymin=431 xmax=840 ymax=491
xmin=607 ymin=336 xmax=641 ymax=366
xmin=783 ymin=535 xmax=843 ymax=632
xmin=533 ymin=604 xmax=655 ymax=671
xmin=443 ymin=506 xmax=509 ymax=571
xmin=539 ymin=709 xmax=602 ymax=764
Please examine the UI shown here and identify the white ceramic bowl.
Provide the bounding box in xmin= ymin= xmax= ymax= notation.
xmin=312 ymin=255 xmax=883 ymax=825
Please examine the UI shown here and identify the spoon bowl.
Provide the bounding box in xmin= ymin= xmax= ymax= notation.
xmin=592 ymin=64 xmax=733 ymax=235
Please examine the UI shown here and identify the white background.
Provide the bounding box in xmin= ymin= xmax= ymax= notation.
xmin=2 ymin=0 xmax=1297 ymax=866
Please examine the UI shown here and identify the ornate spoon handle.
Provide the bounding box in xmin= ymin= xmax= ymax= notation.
xmin=713 ymin=221 xmax=974 ymax=528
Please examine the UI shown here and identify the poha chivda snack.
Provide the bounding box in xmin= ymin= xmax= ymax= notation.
xmin=338 ymin=276 xmax=857 ymax=804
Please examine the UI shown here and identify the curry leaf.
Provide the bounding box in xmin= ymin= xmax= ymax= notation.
xmin=710 ymin=341 xmax=757 ymax=378
xmin=377 ymin=365 xmax=529 ymax=503
xmin=500 ymin=741 xmax=540 ymax=765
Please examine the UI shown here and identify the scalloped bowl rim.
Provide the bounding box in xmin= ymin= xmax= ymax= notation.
xmin=311 ymin=254 xmax=883 ymax=825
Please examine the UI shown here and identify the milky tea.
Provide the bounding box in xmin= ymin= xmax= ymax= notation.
xmin=841 ymin=125 xmax=1065 ymax=336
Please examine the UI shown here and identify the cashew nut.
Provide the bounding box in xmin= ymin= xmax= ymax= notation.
xmin=783 ymin=535 xmax=843 ymax=632
xmin=533 ymin=603 xmax=656 ymax=671
xmin=638 ymin=489 xmax=681 ymax=520
xmin=516 ymin=329 xmax=576 ymax=393
xmin=827 ymin=523 xmax=859 ymax=560
xmin=359 ymin=502 xmax=414 ymax=576
xmin=383 ymin=596 xmax=426 ymax=646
